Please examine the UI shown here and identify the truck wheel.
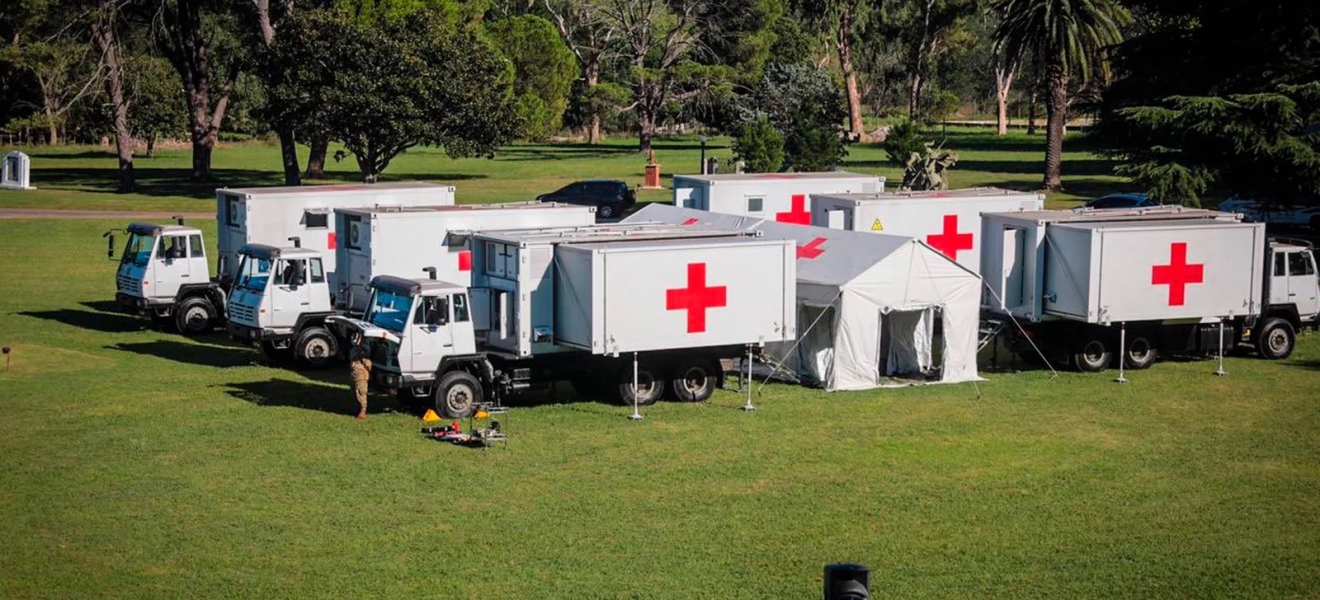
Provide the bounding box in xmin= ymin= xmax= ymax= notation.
xmin=1123 ymin=335 xmax=1159 ymax=370
xmin=668 ymin=361 xmax=718 ymax=402
xmin=1257 ymin=318 xmax=1296 ymax=360
xmin=174 ymin=297 xmax=215 ymax=335
xmin=617 ymin=364 xmax=664 ymax=406
xmin=260 ymin=340 xmax=293 ymax=364
xmin=294 ymin=327 xmax=340 ymax=369
xmin=435 ymin=370 xmax=482 ymax=418
xmin=1072 ymin=337 xmax=1111 ymax=372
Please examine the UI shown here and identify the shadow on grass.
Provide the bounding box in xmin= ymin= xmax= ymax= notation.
xmin=17 ymin=305 xmax=148 ymax=333
xmin=108 ymin=339 xmax=260 ymax=368
xmin=221 ymin=378 xmax=403 ymax=417
xmin=1290 ymin=359 xmax=1320 ymax=371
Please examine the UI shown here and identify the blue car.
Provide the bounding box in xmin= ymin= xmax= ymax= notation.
xmin=1076 ymin=193 xmax=1156 ymax=210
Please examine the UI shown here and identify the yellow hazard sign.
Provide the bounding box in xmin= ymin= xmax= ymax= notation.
xmin=870 ymin=218 xmax=884 ymax=231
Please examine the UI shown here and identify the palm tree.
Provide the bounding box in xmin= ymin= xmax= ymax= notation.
xmin=993 ymin=0 xmax=1129 ymax=192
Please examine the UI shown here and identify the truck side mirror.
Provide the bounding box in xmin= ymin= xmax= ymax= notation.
xmin=102 ymin=230 xmax=116 ymax=260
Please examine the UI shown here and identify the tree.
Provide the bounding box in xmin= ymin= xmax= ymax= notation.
xmin=797 ymin=0 xmax=870 ymax=140
xmin=489 ymin=15 xmax=579 ymax=141
xmin=124 ymin=55 xmax=187 ymax=157
xmin=732 ymin=117 xmax=785 ymax=172
xmin=154 ymin=0 xmax=246 ymax=181
xmin=89 ymin=0 xmax=133 ymax=191
xmin=2 ymin=39 xmax=103 ymax=145
xmin=992 ymin=0 xmax=1129 ymax=192
xmin=739 ymin=63 xmax=849 ymax=171
xmin=896 ymin=0 xmax=981 ymax=119
xmin=246 ymin=0 xmax=298 ymax=185
xmin=542 ymin=0 xmax=616 ymax=144
xmin=268 ymin=8 xmax=519 ymax=182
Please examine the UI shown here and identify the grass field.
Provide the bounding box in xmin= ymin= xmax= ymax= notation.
xmin=2 ymin=135 xmax=1319 ymax=598
xmin=0 ymin=128 xmax=1125 ymax=212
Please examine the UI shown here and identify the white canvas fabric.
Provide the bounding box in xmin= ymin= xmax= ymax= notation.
xmin=625 ymin=203 xmax=983 ymax=390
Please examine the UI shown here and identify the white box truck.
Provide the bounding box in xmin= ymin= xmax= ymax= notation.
xmin=811 ymin=187 xmax=1044 ymax=273
xmin=109 ymin=218 xmax=225 ymax=334
xmin=334 ymin=203 xmax=597 ymax=313
xmin=215 ymin=182 xmax=455 ymax=288
xmin=328 ymin=224 xmax=798 ymax=417
xmin=225 ymin=202 xmax=595 ymax=368
xmin=672 ymin=172 xmax=883 ymax=224
xmin=981 ymin=208 xmax=1320 ymax=371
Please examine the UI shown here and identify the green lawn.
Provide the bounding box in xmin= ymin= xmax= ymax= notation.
xmin=0 ymin=128 xmax=1125 ymax=213
xmin=2 ymin=216 xmax=1320 ymax=594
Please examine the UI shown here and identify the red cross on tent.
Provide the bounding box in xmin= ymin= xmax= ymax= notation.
xmin=1151 ymin=242 xmax=1204 ymax=306
xmin=457 ymin=250 xmax=472 ymax=272
xmin=925 ymin=214 xmax=973 ymax=260
xmin=797 ymin=237 xmax=827 ymax=259
xmin=665 ymin=262 xmax=728 ymax=333
xmin=775 ymin=194 xmax=810 ymax=225
xmin=681 ymin=217 xmax=699 ymax=226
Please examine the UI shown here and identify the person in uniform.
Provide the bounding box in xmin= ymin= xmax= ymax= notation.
xmin=348 ymin=333 xmax=372 ymax=419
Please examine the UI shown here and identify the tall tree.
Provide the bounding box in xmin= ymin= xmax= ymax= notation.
xmin=155 ymin=0 xmax=243 ymax=181
xmin=900 ymin=0 xmax=980 ymax=119
xmin=89 ymin=0 xmax=133 ymax=191
xmin=543 ymin=0 xmax=615 ymax=144
xmin=247 ymin=0 xmax=299 ymax=185
xmin=992 ymin=0 xmax=1128 ymax=191
xmin=123 ymin=55 xmax=187 ymax=157
xmin=2 ymin=36 xmax=103 ymax=145
xmin=798 ymin=0 xmax=869 ymax=140
xmin=489 ymin=14 xmax=579 ymax=141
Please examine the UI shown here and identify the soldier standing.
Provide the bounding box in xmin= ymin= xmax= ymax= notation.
xmin=349 ymin=333 xmax=372 ymax=419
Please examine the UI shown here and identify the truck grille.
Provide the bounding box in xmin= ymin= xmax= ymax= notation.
xmin=116 ymin=273 xmax=138 ymax=294
xmin=229 ymin=301 xmax=257 ymax=325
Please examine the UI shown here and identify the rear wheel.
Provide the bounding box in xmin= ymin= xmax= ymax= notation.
xmin=616 ymin=363 xmax=664 ymax=406
xmin=668 ymin=360 xmax=718 ymax=402
xmin=435 ymin=370 xmax=482 ymax=419
xmin=174 ymin=297 xmax=215 ymax=335
xmin=1122 ymin=335 xmax=1159 ymax=370
xmin=1072 ymin=336 xmax=1111 ymax=372
xmin=294 ymin=327 xmax=339 ymax=369
xmin=1257 ymin=318 xmax=1296 ymax=360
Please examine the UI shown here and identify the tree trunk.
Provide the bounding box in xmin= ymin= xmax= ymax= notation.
xmin=163 ymin=0 xmax=235 ymax=182
xmin=837 ymin=8 xmax=864 ymax=139
xmin=278 ymin=127 xmax=300 ymax=186
xmin=45 ymin=105 xmax=58 ymax=145
xmin=91 ymin=6 xmax=135 ymax=193
xmin=1043 ymin=64 xmax=1067 ymax=192
xmin=192 ymin=141 xmax=213 ymax=181
xmin=637 ymin=102 xmax=655 ymax=156
xmin=305 ymin=131 xmax=329 ymax=178
xmin=1026 ymin=86 xmax=1038 ymax=136
xmin=994 ymin=63 xmax=1015 ymax=137
xmin=147 ymin=137 xmax=156 ymax=158
xmin=585 ymin=62 xmax=601 ymax=145
xmin=908 ymin=71 xmax=923 ymax=119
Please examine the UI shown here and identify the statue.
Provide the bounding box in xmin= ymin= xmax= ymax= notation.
xmin=901 ymin=144 xmax=958 ymax=191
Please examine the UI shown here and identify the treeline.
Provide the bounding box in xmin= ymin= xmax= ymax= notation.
xmin=2 ymin=0 xmax=1319 ymax=203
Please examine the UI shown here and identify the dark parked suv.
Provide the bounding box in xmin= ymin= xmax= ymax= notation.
xmin=536 ymin=180 xmax=637 ymax=219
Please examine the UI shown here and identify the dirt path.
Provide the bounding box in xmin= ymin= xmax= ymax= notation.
xmin=0 ymin=208 xmax=213 ymax=221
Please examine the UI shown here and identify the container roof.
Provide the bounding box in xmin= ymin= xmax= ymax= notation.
xmin=813 ymin=187 xmax=1042 ymax=203
xmin=474 ymin=222 xmax=752 ymax=245
xmin=1054 ymin=218 xmax=1260 ymax=232
xmin=990 ymin=206 xmax=1239 ymax=223
xmin=673 ymin=171 xmax=881 ymax=184
xmin=338 ymin=201 xmax=585 ymax=217
xmin=220 ymin=182 xmax=453 ymax=195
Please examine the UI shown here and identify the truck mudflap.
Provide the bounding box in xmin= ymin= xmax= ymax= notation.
xmin=324 ymin=315 xmax=401 ymax=344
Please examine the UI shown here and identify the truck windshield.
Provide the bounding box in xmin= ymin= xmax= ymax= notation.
xmin=365 ymin=289 xmax=414 ymax=332
xmin=121 ymin=233 xmax=157 ymax=267
xmin=234 ymin=255 xmax=273 ymax=292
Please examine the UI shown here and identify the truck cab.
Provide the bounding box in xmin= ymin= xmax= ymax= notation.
xmin=1257 ymin=240 xmax=1320 ymax=358
xmin=112 ymin=221 xmax=224 ymax=334
xmin=226 ymin=243 xmax=341 ymax=367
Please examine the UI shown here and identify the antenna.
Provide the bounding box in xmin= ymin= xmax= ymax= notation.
xmin=422 ymin=267 xmax=437 ymax=280
xmin=288 ymin=236 xmax=301 ymax=248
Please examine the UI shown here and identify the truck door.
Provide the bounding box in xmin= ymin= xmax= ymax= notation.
xmin=410 ymin=295 xmax=456 ymax=375
xmin=270 ymin=259 xmax=310 ymax=329
xmin=1002 ymin=227 xmax=1025 ymax=309
xmin=153 ymin=234 xmax=192 ymax=300
xmin=1286 ymin=250 xmax=1320 ymax=318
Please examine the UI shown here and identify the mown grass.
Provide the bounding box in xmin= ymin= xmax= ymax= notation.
xmin=2 ymin=216 xmax=1320 ymax=597
xmin=0 ymin=128 xmax=1124 ymax=213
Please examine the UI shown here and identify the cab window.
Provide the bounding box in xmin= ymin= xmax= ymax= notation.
xmin=189 ymin=234 xmax=205 ymax=258
xmin=1275 ymin=253 xmax=1288 ymax=277
xmin=309 ymin=258 xmax=325 ymax=283
xmin=1287 ymin=252 xmax=1315 ymax=276
xmin=159 ymin=235 xmax=188 ymax=261
xmin=414 ymin=296 xmax=450 ymax=326
xmin=453 ymin=294 xmax=470 ymax=323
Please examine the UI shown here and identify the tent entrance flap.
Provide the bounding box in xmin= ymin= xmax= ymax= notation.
xmin=796 ymin=304 xmax=837 ymax=386
xmin=880 ymin=308 xmax=937 ymax=379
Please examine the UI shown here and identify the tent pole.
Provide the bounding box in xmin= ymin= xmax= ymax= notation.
xmin=1214 ymin=321 xmax=1227 ymax=377
xmin=741 ymin=344 xmax=757 ymax=412
xmin=628 ymin=352 xmax=644 ymax=421
xmin=1114 ymin=322 xmax=1129 ymax=384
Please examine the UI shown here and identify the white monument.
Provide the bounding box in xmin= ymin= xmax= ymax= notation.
xmin=1 ymin=151 xmax=34 ymax=190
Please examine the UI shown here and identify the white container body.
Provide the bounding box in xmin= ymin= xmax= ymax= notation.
xmin=216 ymin=182 xmax=456 ymax=287
xmin=672 ymin=172 xmax=883 ymax=224
xmin=810 ymin=188 xmax=1044 ymax=274
xmin=335 ymin=204 xmax=596 ymax=312
xmin=982 ymin=210 xmax=1264 ymax=323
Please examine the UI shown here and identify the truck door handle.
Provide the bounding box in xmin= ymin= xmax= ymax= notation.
xmin=180 ymin=274 xmax=189 ymax=278
xmin=300 ymin=302 xmax=310 ymax=306
xmin=442 ymin=343 xmax=452 ymax=347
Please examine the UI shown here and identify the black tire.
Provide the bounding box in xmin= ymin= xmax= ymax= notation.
xmin=1122 ymin=335 xmax=1159 ymax=370
xmin=598 ymin=204 xmax=616 ymax=219
xmin=260 ymin=340 xmax=293 ymax=364
xmin=293 ymin=326 xmax=340 ymax=369
xmin=174 ymin=297 xmax=215 ymax=335
xmin=616 ymin=363 xmax=664 ymax=406
xmin=667 ymin=360 xmax=718 ymax=402
xmin=1072 ymin=336 xmax=1111 ymax=372
xmin=1257 ymin=318 xmax=1296 ymax=360
xmin=435 ymin=370 xmax=483 ymax=419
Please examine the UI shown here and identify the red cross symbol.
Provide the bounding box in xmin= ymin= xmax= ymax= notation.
xmin=775 ymin=194 xmax=810 ymax=225
xmin=798 ymin=237 xmax=827 ymax=259
xmin=926 ymin=214 xmax=974 ymax=260
xmin=457 ymin=250 xmax=472 ymax=272
xmin=1151 ymin=242 xmax=1204 ymax=306
xmin=665 ymin=263 xmax=727 ymax=334
xmin=327 ymin=232 xmax=337 ymax=250
xmin=681 ymin=217 xmax=699 ymax=226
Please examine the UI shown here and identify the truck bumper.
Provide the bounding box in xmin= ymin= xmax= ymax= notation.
xmin=227 ymin=322 xmax=294 ymax=344
xmin=373 ymin=371 xmax=432 ymax=390
xmin=115 ymin=292 xmax=169 ymax=315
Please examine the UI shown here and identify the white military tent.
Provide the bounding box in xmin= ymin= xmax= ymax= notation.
xmin=626 ymin=203 xmax=983 ymax=390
